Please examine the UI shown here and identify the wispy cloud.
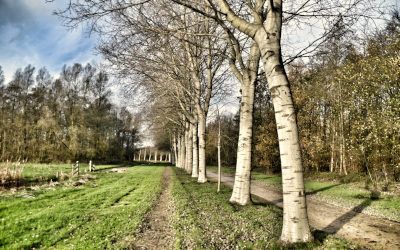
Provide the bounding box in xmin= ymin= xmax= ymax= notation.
xmin=0 ymin=0 xmax=100 ymax=82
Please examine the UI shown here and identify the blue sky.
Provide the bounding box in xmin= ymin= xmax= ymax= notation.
xmin=0 ymin=0 xmax=100 ymax=83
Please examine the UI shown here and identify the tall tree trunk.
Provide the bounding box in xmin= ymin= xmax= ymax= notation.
xmin=330 ymin=121 xmax=335 ymax=172
xmin=192 ymin=121 xmax=199 ymax=178
xmin=186 ymin=123 xmax=193 ymax=174
xmin=229 ymin=42 xmax=260 ymax=205
xmin=184 ymin=127 xmax=189 ymax=171
xmin=230 ymin=78 xmax=255 ymax=204
xmin=1 ymin=130 xmax=5 ymax=160
xmin=177 ymin=136 xmax=182 ymax=167
xmin=253 ymin=3 xmax=312 ymax=242
xmin=217 ymin=108 xmax=221 ymax=193
xmin=342 ymin=133 xmax=347 ymax=175
xmin=173 ymin=134 xmax=178 ymax=166
xmin=180 ymin=134 xmax=186 ymax=169
xmin=197 ymin=111 xmax=207 ymax=183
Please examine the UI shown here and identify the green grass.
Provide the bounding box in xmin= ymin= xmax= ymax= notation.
xmin=0 ymin=165 xmax=164 ymax=249
xmin=5 ymin=163 xmax=72 ymax=181
xmin=172 ymin=168 xmax=358 ymax=249
xmin=208 ymin=166 xmax=400 ymax=222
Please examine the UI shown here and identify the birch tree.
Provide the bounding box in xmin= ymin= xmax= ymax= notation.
xmin=221 ymin=26 xmax=261 ymax=205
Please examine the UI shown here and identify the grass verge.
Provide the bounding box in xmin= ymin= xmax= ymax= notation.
xmin=171 ymin=168 xmax=358 ymax=249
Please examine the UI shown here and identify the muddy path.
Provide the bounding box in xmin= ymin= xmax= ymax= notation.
xmin=132 ymin=167 xmax=175 ymax=250
xmin=207 ymin=171 xmax=400 ymax=250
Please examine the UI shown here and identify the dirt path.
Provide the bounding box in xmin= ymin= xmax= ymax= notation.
xmin=207 ymin=171 xmax=400 ymax=250
xmin=132 ymin=167 xmax=175 ymax=250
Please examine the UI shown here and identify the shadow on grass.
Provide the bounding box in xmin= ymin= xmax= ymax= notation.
xmin=249 ymin=185 xmax=376 ymax=246
xmin=306 ymin=183 xmax=342 ymax=196
xmin=0 ymin=176 xmax=60 ymax=189
xmin=251 ymin=175 xmax=280 ymax=181
xmin=274 ymin=198 xmax=374 ymax=248
xmin=318 ymin=198 xmax=374 ymax=236
xmin=251 ymin=194 xmax=283 ymax=208
xmin=95 ymin=163 xmax=132 ymax=171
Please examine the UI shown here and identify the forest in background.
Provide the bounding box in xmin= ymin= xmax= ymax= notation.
xmin=0 ymin=63 xmax=139 ymax=163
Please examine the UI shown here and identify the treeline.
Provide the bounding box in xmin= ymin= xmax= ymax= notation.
xmin=0 ymin=63 xmax=138 ymax=163
xmin=205 ymin=16 xmax=400 ymax=182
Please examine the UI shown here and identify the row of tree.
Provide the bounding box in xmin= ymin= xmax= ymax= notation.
xmin=0 ymin=64 xmax=139 ymax=163
xmin=57 ymin=0 xmax=397 ymax=244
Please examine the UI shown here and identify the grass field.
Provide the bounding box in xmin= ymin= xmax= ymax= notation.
xmin=0 ymin=164 xmax=164 ymax=249
xmin=0 ymin=163 xmax=390 ymax=249
xmin=171 ymin=168 xmax=358 ymax=249
xmin=208 ymin=166 xmax=400 ymax=222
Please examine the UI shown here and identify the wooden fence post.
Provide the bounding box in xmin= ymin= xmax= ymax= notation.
xmin=72 ymin=161 xmax=79 ymax=176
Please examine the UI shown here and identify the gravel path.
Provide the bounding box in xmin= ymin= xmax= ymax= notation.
xmin=207 ymin=171 xmax=400 ymax=250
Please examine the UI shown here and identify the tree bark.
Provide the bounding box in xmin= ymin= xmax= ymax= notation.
xmin=217 ymin=108 xmax=221 ymax=193
xmin=197 ymin=111 xmax=207 ymax=183
xmin=192 ymin=121 xmax=199 ymax=178
xmin=230 ymin=79 xmax=255 ymax=204
xmin=184 ymin=126 xmax=189 ymax=171
xmin=186 ymin=122 xmax=193 ymax=173
xmin=180 ymin=134 xmax=186 ymax=169
xmin=173 ymin=134 xmax=178 ymax=167
xmin=229 ymin=43 xmax=260 ymax=205
xmin=254 ymin=1 xmax=312 ymax=243
xmin=1 ymin=130 xmax=6 ymax=160
xmin=330 ymin=122 xmax=335 ymax=172
xmin=177 ymin=136 xmax=181 ymax=167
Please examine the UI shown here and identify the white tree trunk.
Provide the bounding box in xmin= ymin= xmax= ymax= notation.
xmin=180 ymin=134 xmax=186 ymax=169
xmin=186 ymin=123 xmax=193 ymax=174
xmin=177 ymin=136 xmax=182 ymax=167
xmin=192 ymin=121 xmax=199 ymax=178
xmin=217 ymin=109 xmax=221 ymax=193
xmin=184 ymin=127 xmax=189 ymax=171
xmin=173 ymin=134 xmax=178 ymax=166
xmin=255 ymin=27 xmax=312 ymax=244
xmin=230 ymin=79 xmax=255 ymax=205
xmin=330 ymin=121 xmax=335 ymax=172
xmin=197 ymin=111 xmax=207 ymax=183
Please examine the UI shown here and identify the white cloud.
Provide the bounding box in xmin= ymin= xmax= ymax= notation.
xmin=0 ymin=0 xmax=100 ymax=83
